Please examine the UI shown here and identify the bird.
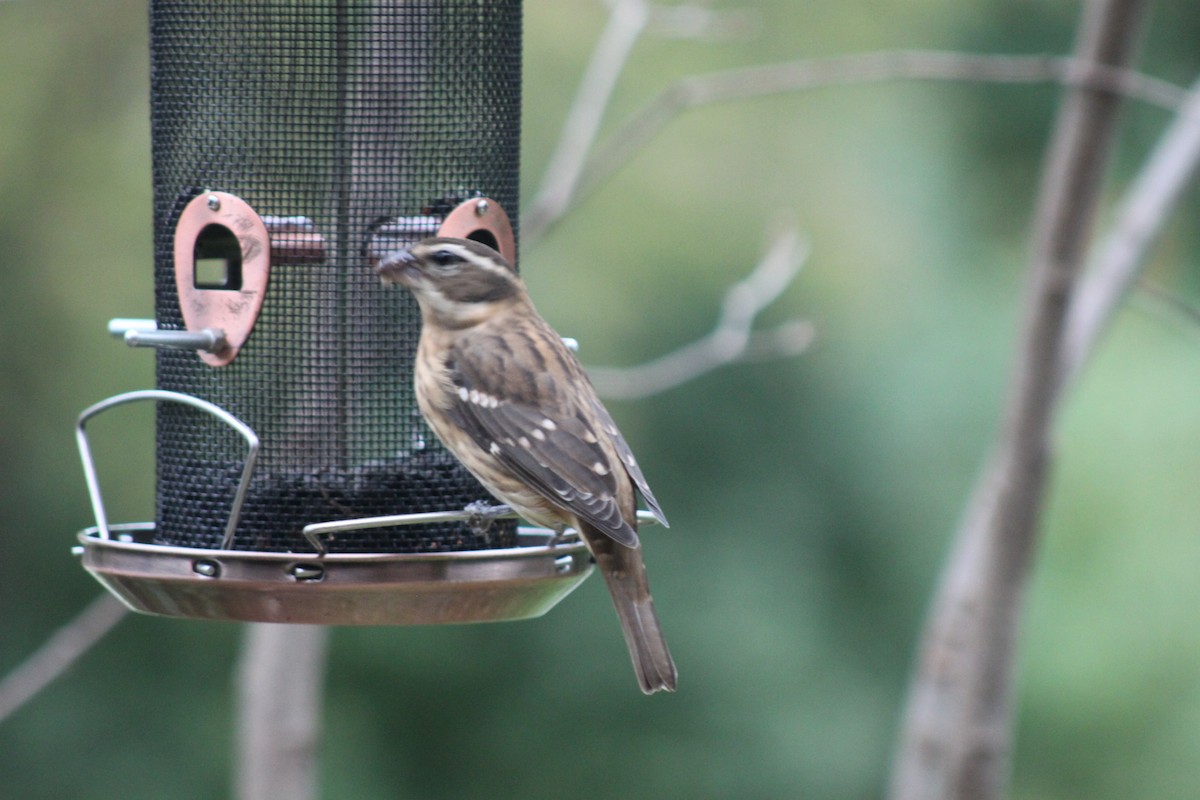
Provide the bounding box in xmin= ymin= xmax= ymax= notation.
xmin=377 ymin=236 xmax=677 ymax=694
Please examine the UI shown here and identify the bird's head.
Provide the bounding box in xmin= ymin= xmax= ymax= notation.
xmin=378 ymin=237 xmax=523 ymax=329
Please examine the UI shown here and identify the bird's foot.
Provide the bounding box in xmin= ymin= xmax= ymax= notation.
xmin=545 ymin=525 xmax=578 ymax=549
xmin=464 ymin=500 xmax=512 ymax=537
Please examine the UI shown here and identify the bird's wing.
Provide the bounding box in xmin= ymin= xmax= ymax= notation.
xmin=444 ymin=339 xmax=640 ymax=547
xmin=585 ymin=396 xmax=669 ymax=528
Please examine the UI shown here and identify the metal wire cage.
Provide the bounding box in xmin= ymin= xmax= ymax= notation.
xmin=75 ymin=0 xmax=597 ymax=625
xmin=151 ymin=0 xmax=521 ymax=553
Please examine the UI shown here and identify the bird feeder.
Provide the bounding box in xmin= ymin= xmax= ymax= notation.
xmin=74 ymin=0 xmax=594 ymax=625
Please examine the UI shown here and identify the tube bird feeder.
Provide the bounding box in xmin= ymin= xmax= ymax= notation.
xmin=75 ymin=0 xmax=594 ymax=625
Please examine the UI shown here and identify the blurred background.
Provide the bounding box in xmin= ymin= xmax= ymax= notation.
xmin=4 ymin=1 xmax=1200 ymax=797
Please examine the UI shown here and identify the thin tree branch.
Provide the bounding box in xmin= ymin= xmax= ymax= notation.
xmin=1063 ymin=75 xmax=1200 ymax=383
xmin=523 ymin=0 xmax=650 ymax=244
xmin=0 ymin=593 xmax=128 ymax=725
xmin=587 ymin=228 xmax=813 ymax=400
xmin=888 ymin=4 xmax=1148 ymax=800
xmin=1133 ymin=278 xmax=1200 ymax=335
xmin=524 ymin=0 xmax=760 ymax=245
xmin=235 ymin=624 xmax=329 ymax=800
xmin=643 ymin=2 xmax=760 ymax=43
xmin=550 ymin=51 xmax=1183 ymax=241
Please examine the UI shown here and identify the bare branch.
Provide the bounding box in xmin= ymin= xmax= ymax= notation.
xmin=524 ymin=0 xmax=762 ymax=245
xmin=563 ymin=51 xmax=1184 ymax=235
xmin=1133 ymin=278 xmax=1200 ymax=334
xmin=587 ymin=228 xmax=813 ymax=400
xmin=644 ymin=3 xmax=761 ymax=43
xmin=1063 ymin=75 xmax=1200 ymax=383
xmin=889 ymin=3 xmax=1149 ymax=800
xmin=523 ymin=0 xmax=650 ymax=244
xmin=0 ymin=593 xmax=127 ymax=725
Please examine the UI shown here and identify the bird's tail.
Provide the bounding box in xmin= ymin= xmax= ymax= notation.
xmin=582 ymin=523 xmax=677 ymax=694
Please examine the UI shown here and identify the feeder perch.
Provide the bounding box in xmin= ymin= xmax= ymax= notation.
xmin=74 ymin=0 xmax=596 ymax=625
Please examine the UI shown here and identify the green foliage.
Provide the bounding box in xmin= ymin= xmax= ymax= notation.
xmin=3 ymin=1 xmax=1200 ymax=798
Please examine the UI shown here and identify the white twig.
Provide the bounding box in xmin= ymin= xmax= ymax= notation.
xmin=524 ymin=0 xmax=760 ymax=244
xmin=587 ymin=228 xmax=813 ymax=400
xmin=1063 ymin=75 xmax=1200 ymax=382
xmin=523 ymin=0 xmax=651 ymax=244
xmin=560 ymin=51 xmax=1185 ymax=236
xmin=645 ymin=3 xmax=760 ymax=42
xmin=0 ymin=593 xmax=128 ymax=725
xmin=1133 ymin=279 xmax=1200 ymax=335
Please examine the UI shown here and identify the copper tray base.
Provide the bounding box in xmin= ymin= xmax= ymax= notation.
xmin=76 ymin=523 xmax=592 ymax=626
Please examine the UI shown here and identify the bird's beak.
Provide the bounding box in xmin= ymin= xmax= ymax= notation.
xmin=377 ymin=248 xmax=422 ymax=287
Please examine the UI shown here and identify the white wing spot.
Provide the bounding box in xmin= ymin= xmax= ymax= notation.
xmin=582 ymin=430 xmax=598 ymax=444
xmin=540 ymin=418 xmax=557 ymax=431
xmin=531 ymin=428 xmax=546 ymax=441
xmin=592 ymin=461 xmax=610 ymax=476
xmin=467 ymin=390 xmax=499 ymax=408
xmin=489 ymin=441 xmax=502 ymax=455
xmin=518 ymin=436 xmax=531 ymax=448
xmin=457 ymin=387 xmax=470 ymax=401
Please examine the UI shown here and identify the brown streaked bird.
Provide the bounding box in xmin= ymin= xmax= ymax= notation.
xmin=378 ymin=237 xmax=677 ymax=694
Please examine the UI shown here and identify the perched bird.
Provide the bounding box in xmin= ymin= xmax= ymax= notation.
xmin=378 ymin=237 xmax=677 ymax=694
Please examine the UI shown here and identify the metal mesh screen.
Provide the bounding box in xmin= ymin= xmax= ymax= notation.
xmin=149 ymin=0 xmax=522 ymax=553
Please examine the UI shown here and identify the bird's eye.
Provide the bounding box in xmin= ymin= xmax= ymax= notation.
xmin=430 ymin=250 xmax=462 ymax=268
